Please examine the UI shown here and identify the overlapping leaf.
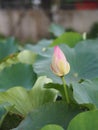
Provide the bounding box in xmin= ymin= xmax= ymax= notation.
xmin=0 ymin=104 xmax=7 ymax=122
xmin=0 ymin=63 xmax=37 ymax=91
xmin=0 ymin=49 xmax=37 ymax=71
xmin=25 ymin=39 xmax=52 ymax=56
xmin=41 ymin=124 xmax=64 ymax=130
xmin=0 ymin=76 xmax=57 ymax=116
xmin=72 ymin=78 xmax=98 ymax=109
xmin=67 ymin=110 xmax=98 ymax=130
xmin=13 ymin=102 xmax=81 ymax=130
xmin=0 ymin=37 xmax=18 ymax=61
xmin=50 ymin=32 xmax=83 ymax=47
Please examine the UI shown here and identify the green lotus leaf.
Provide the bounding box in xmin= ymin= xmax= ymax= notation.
xmin=17 ymin=50 xmax=36 ymax=64
xmin=50 ymin=32 xmax=83 ymax=47
xmin=0 ymin=63 xmax=37 ymax=91
xmin=13 ymin=102 xmax=82 ymax=130
xmin=0 ymin=104 xmax=7 ymax=122
xmin=0 ymin=37 xmax=18 ymax=61
xmin=25 ymin=39 xmax=52 ymax=56
xmin=49 ymin=23 xmax=65 ymax=37
xmin=67 ymin=110 xmax=98 ymax=130
xmin=72 ymin=78 xmax=98 ymax=109
xmin=41 ymin=124 xmax=64 ymax=130
xmin=44 ymin=83 xmax=74 ymax=103
xmin=0 ymin=50 xmax=37 ymax=71
xmin=0 ymin=76 xmax=57 ymax=116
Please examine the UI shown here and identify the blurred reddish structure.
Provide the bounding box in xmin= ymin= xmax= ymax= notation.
xmin=60 ymin=0 xmax=98 ymax=10
xmin=75 ymin=1 xmax=98 ymax=10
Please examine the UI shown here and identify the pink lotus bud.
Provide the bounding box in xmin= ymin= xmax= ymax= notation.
xmin=51 ymin=46 xmax=70 ymax=77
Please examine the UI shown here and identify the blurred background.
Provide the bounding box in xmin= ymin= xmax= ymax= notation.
xmin=0 ymin=0 xmax=98 ymax=43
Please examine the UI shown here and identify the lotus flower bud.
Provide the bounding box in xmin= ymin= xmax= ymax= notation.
xmin=51 ymin=46 xmax=70 ymax=77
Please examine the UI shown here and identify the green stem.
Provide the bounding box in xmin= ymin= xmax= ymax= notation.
xmin=61 ymin=76 xmax=70 ymax=104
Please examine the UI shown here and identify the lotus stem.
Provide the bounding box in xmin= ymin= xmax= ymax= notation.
xmin=61 ymin=76 xmax=70 ymax=104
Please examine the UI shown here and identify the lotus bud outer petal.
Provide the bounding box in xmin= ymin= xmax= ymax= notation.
xmin=51 ymin=46 xmax=70 ymax=77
